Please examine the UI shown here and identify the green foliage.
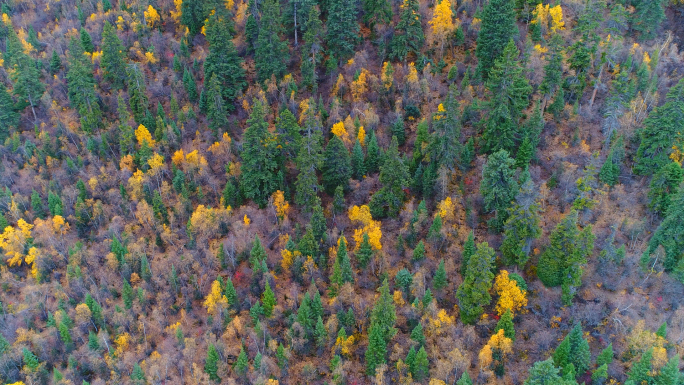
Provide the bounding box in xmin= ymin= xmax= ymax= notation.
xmin=183 ymin=68 xmax=198 ymax=102
xmin=537 ymin=210 xmax=594 ymax=304
xmin=88 ymin=331 xmax=100 ymax=350
xmin=300 ymin=6 xmax=324 ymax=91
xmin=250 ymin=235 xmax=268 ymax=272
xmin=431 ymin=85 xmax=462 ymax=170
xmin=457 ymin=371 xmax=473 ymax=385
xmin=370 ymin=279 xmax=397 ymax=343
xmin=205 ymin=343 xmax=220 ymax=381
xmin=23 ymin=348 xmax=40 ymax=370
xmin=642 ymin=182 xmax=684 ymax=272
xmin=632 ymin=0 xmax=665 ymax=41
xmin=501 ymin=178 xmax=542 ymax=268
xmin=122 ymin=279 xmax=133 ymax=309
xmin=413 ymin=346 xmax=429 ymax=381
xmin=476 ymin=0 xmax=517 ymax=79
xmin=66 ymin=36 xmax=101 ymax=133
xmin=127 ymin=64 xmax=149 ymax=124
xmin=524 ymin=358 xmax=565 ymax=385
xmin=395 ymin=268 xmax=413 ymax=293
xmin=596 ymin=343 xmax=613 ymax=367
xmin=326 ymin=0 xmax=360 ymax=61
xmin=181 ymin=0 xmax=206 ymax=35
xmin=647 ymin=162 xmax=683 ymax=215
xmin=351 ymin=139 xmax=366 ymax=179
xmin=481 ymin=150 xmax=518 ymax=231
xmin=599 ymin=135 xmax=626 ymax=187
xmin=495 ymin=309 xmax=515 ymax=341
xmin=365 ymin=323 xmax=387 ymax=375
xmin=433 ymin=259 xmax=447 ymax=290
xmin=365 ymin=130 xmax=381 ymax=174
xmin=370 ymin=136 xmax=409 ymax=218
xmin=0 ymin=82 xmax=19 ymax=137
xmin=412 ymin=240 xmax=426 ymax=262
xmin=356 ymin=233 xmax=373 ymax=268
xmin=461 ymin=231 xmax=475 ymax=277
xmin=362 ymin=0 xmax=392 ymax=29
xmin=205 ymin=74 xmax=229 ymax=137
xmin=322 ymin=135 xmax=351 ymax=194
xmin=456 ymin=242 xmax=496 ymax=324
xmin=256 ymin=0 xmax=290 ymax=83
xmin=204 ymin=11 xmax=246 ymax=107
xmin=262 ymin=280 xmax=276 ymax=317
xmin=295 ymin=106 xmax=323 ymax=211
xmin=410 ymin=323 xmax=425 ymax=347
xmin=315 ymin=316 xmax=327 ymax=348
xmin=101 ymin=21 xmax=126 ymax=88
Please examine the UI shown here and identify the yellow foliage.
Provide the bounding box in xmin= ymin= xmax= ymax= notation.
xmin=117 ymin=16 xmax=125 ymax=31
xmin=488 ymin=329 xmax=513 ymax=355
xmin=348 ymin=205 xmax=382 ymax=251
xmin=429 ymin=0 xmax=454 ymax=46
xmin=135 ymin=124 xmax=156 ymax=147
xmin=534 ymin=44 xmax=548 ymax=54
xmin=436 ymin=197 xmax=455 ymax=222
xmin=281 ymin=248 xmax=300 ymax=273
xmin=532 ymin=4 xmax=564 ymax=35
xmin=549 ymin=5 xmax=565 ymax=33
xmin=204 ymin=280 xmax=228 ymax=315
xmin=2 ymin=13 xmax=10 ymax=25
xmin=265 ymin=380 xmax=279 ymax=385
xmin=170 ymin=0 xmax=183 ymax=23
xmin=91 ymin=50 xmax=102 ymax=62
xmin=120 ymin=154 xmax=135 ymax=172
xmin=393 ymin=290 xmax=405 ymax=306
xmin=128 ymin=169 xmax=145 ymax=200
xmin=332 ymin=74 xmax=345 ymax=96
xmin=381 ymin=62 xmax=393 ymax=90
xmin=244 ymin=215 xmax=250 ymax=226
xmin=429 ymin=380 xmax=447 ymax=385
xmin=145 ymin=51 xmax=158 ymax=64
xmin=406 ymin=63 xmax=419 ymax=84
xmin=643 ymin=51 xmax=652 ymax=70
xmin=0 ymin=219 xmax=33 ymax=269
xmin=331 ymin=121 xmax=349 ymax=142
xmin=148 ymin=153 xmax=165 ymax=174
xmin=272 ymin=190 xmax=289 ymax=220
xmin=357 ymin=126 xmax=366 ymax=146
xmin=88 ymin=177 xmax=98 ymax=191
xmin=53 ymin=215 xmax=69 ymax=235
xmin=172 ymin=150 xmax=184 ymax=167
xmin=144 ymin=5 xmax=160 ymax=28
xmin=494 ymin=270 xmax=527 ymax=316
xmin=478 ymin=344 xmax=492 ymax=370
xmin=7 ymin=382 xmax=26 ymax=385
xmin=114 ymin=333 xmax=131 ymax=356
xmin=350 ymin=69 xmax=368 ymax=101
xmin=334 ymin=334 xmax=355 ymax=357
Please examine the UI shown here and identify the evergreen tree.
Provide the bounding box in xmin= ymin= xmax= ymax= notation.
xmin=431 ymin=85 xmax=462 ymax=170
xmin=181 ymin=0 xmax=206 ymax=36
xmin=412 ymin=240 xmax=426 ymax=262
xmin=483 ymin=40 xmax=532 ymax=154
xmin=433 ymin=259 xmax=447 ymax=290
xmin=365 ymin=323 xmax=387 ymax=375
xmin=322 ymin=135 xmax=351 ymax=194
xmin=205 ymin=343 xmax=220 ymax=381
xmin=250 ymin=235 xmax=268 ymax=271
xmin=565 ymin=324 xmax=591 ymax=375
xmin=205 ymin=74 xmax=229 ymax=137
xmin=225 ymin=277 xmax=238 ymax=308
xmin=647 ymin=162 xmax=683 ymax=215
xmin=351 ymin=139 xmax=366 ymax=179
xmin=59 ymin=321 xmax=72 ymax=346
xmin=596 ymin=343 xmax=613 ymax=367
xmin=461 ymin=231 xmax=475 ymax=277
xmin=390 ymin=0 xmax=424 ymax=61
xmin=80 ymin=27 xmax=94 ymax=53
xmin=370 ymin=279 xmax=397 ymax=343
xmin=23 ymin=348 xmax=40 ymax=370
xmin=632 ymin=0 xmax=665 ymax=41
xmin=325 ymin=0 xmax=359 ymax=61
xmin=0 ymin=82 xmax=18 ymax=139
xmin=101 ymin=21 xmax=126 ymax=88
xmin=540 ymin=33 xmax=565 ymax=114
xmin=495 ymin=309 xmax=515 ymax=341
xmin=481 ymin=150 xmax=518 ymax=231
xmin=66 ymin=36 xmax=101 ymax=133
xmin=524 ymin=358 xmax=565 ymax=385
xmin=245 ymin=0 xmax=259 ymax=52
xmin=457 ymin=371 xmax=474 ymax=385
xmin=456 ymin=242 xmax=496 ymax=324
xmin=262 ymin=280 xmax=276 ymax=317
xmin=204 ymin=10 xmax=246 ymax=107
xmin=337 ymin=236 xmax=354 ymax=285
xmin=48 ymin=191 xmax=64 ymax=216
xmin=362 ymin=0 xmax=391 ymax=30
xmin=183 ymin=68 xmax=198 ymax=102
xmin=410 ymin=323 xmax=426 ymax=346
xmin=241 ymin=100 xmax=282 ymax=207
xmin=122 ymin=279 xmax=134 ymax=309
xmin=131 ymin=363 xmax=145 ymax=384
xmin=300 ymin=6 xmax=324 ymax=91
xmin=126 ymin=63 xmax=149 ymax=124
xmin=476 ymin=0 xmax=517 ymax=79
xmin=655 ymin=355 xmax=679 ymax=385
xmin=598 ymin=135 xmax=625 ymax=187
xmin=255 ymin=0 xmax=290 ymax=83
xmin=642 ymin=183 xmax=684 ymax=272
xmin=413 ymin=346 xmax=429 ymax=381
xmin=627 ymin=348 xmax=653 ymax=385
xmin=656 ymin=322 xmax=667 ymax=338
xmin=333 ymin=185 xmax=345 ymax=214
xmin=501 ymin=178 xmax=542 ymax=268
xmin=30 ymin=190 xmax=44 ymax=219
xmin=356 ymin=233 xmax=373 ymax=268
xmin=50 ymin=50 xmax=62 ymax=74
xmin=537 ymin=210 xmax=595 ymax=305
xmin=395 ymin=268 xmax=413 ymax=294
xmin=370 ymin=136 xmax=409 ymax=218
xmin=5 ymin=31 xmax=43 ymax=123
xmin=88 ymin=331 xmax=100 ymax=350
xmin=315 ymin=316 xmax=327 ymax=348
xmin=295 ymin=106 xmax=323 ymax=210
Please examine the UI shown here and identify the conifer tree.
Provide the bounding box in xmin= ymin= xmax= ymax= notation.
xmin=183 ymin=68 xmax=198 ymax=102
xmin=322 ymin=135 xmax=351 ymax=194
xmin=131 ymin=364 xmax=145 ymax=384
xmin=224 ymin=277 xmax=238 ymax=309
xmin=642 ymin=183 xmax=684 ymax=272
xmin=482 ymin=40 xmax=532 ymax=154
xmin=632 ymin=0 xmax=665 ymax=41
xmin=255 ymin=0 xmax=289 ymax=83
xmin=647 ymin=162 xmax=683 ymax=215
xmin=370 ymin=136 xmax=409 ymax=218
xmin=325 ymin=0 xmax=359 ymax=61
xmin=433 ymin=259 xmax=447 ymax=290
xmin=80 ymin=27 xmax=94 ymax=53
xmin=634 ymin=79 xmax=684 ymax=175
xmin=365 ymin=130 xmax=381 ymax=174
xmin=481 ymin=150 xmax=518 ymax=231
xmin=205 ymin=343 xmax=220 ymax=381
xmin=362 ymin=0 xmax=391 ymax=31
xmin=301 ymin=6 xmax=324 ymax=91
xmin=50 ymin=50 xmax=62 ymax=74
xmin=365 ymin=323 xmax=387 ymax=375
xmin=461 ymin=231 xmax=475 ymax=277
xmin=495 ymin=309 xmax=515 ymax=341
xmin=598 ymin=135 xmax=625 ymax=187
xmin=315 ymin=316 xmax=327 ymax=348
xmin=262 ymin=280 xmax=276 ymax=317
xmin=122 ymin=279 xmax=134 ymax=309
xmin=101 ymin=21 xmax=126 ymax=88
xmin=476 ymin=0 xmax=517 ymax=79
xmin=627 ymin=348 xmax=653 ymax=385
xmin=0 ymin=82 xmax=18 ymax=139
xmin=540 ymin=33 xmax=564 ymax=113
xmin=295 ymin=106 xmax=323 ymax=211
xmin=501 ymin=178 xmax=542 ymax=268
xmin=88 ymin=331 xmax=100 ymax=350
xmin=5 ymin=30 xmax=43 ymax=123
xmin=126 ymin=63 xmax=149 ymax=124
xmin=395 ymin=268 xmax=413 ymax=295
xmin=181 ymin=0 xmax=205 ymax=35
xmin=241 ymin=100 xmax=282 ymax=207
xmin=245 ymin=0 xmax=259 ymax=52
xmin=390 ymin=0 xmax=424 ymax=61
xmin=351 ymin=139 xmax=366 ymax=179
xmin=456 ymin=242 xmax=496 ymax=324
xmin=370 ymin=279 xmax=397 ymax=343
xmin=66 ymin=36 xmax=101 ymax=133
xmin=356 ymin=233 xmax=373 ymax=268
xmin=204 ymin=10 xmax=246 ymax=108
xmin=412 ymin=240 xmax=426 ymax=262
xmin=523 ymin=358 xmax=566 ymax=385
xmin=537 ymin=210 xmax=595 ymax=305
xmin=410 ymin=323 xmax=426 ymax=346
xmin=205 ymin=74 xmax=229 ymax=137
xmin=431 ymin=86 xmax=461 ymax=170
xmin=596 ymin=343 xmax=613 ymax=367
xmin=336 ymin=236 xmax=354 ymax=285
xmin=413 ymin=346 xmax=429 ymax=381
xmin=457 ymin=371 xmax=473 ymax=385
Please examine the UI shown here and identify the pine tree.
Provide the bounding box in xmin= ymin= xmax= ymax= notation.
xmin=395 ymin=268 xmax=413 ymax=295
xmin=456 ymin=242 xmax=496 ymax=324
xmin=325 ymin=0 xmax=359 ymax=61
xmin=495 ymin=309 xmax=515 ymax=341
xmin=205 ymin=74 xmax=229 ymax=137
xmin=300 ymin=6 xmax=324 ymax=91
xmin=632 ymin=0 xmax=665 ymax=41
xmin=241 ymin=100 xmax=282 ymax=207
xmin=351 ymin=139 xmax=366 ymax=179
xmin=66 ymin=36 xmax=101 ymax=133
xmin=0 ymin=82 xmax=18 ymax=140
xmin=23 ymin=348 xmax=40 ymax=370
xmin=333 ymin=185 xmax=345 ymax=214
xmin=481 ymin=150 xmax=518 ymax=231
xmin=461 ymin=231 xmax=475 ymax=277
xmin=277 ymin=108 xmax=302 ymax=157
xmin=537 ymin=210 xmax=595 ymax=305
xmin=262 ymin=280 xmax=276 ymax=317
xmin=50 ymin=50 xmax=62 ymax=74
xmin=356 ymin=233 xmax=373 ymax=268
xmin=250 ymin=235 xmax=268 ymax=272
xmin=181 ymin=0 xmax=206 ymax=35
xmin=483 ymin=40 xmax=532 ymax=154
xmin=183 ymin=68 xmax=198 ymax=102
xmin=101 ymin=21 xmax=126 ymax=88
xmin=501 ymin=178 xmax=542 ymax=268
xmin=410 ymin=323 xmax=426 ymax=346
xmin=255 ymin=0 xmax=289 ymax=83
xmin=245 ymin=0 xmax=259 ymax=52
xmin=80 ymin=27 xmax=94 ymax=53
xmin=523 ymin=358 xmax=564 ymax=385
xmin=315 ymin=316 xmax=327 ymax=348
xmin=127 ymin=64 xmax=149 ymax=124
xmin=552 ymin=324 xmax=590 ymax=377
xmin=225 ymin=277 xmax=238 ymax=309
xmin=476 ymin=0 xmax=517 ymax=79
xmin=412 ymin=240 xmax=426 ymax=261
xmin=370 ymin=136 xmax=409 ymax=218
xmin=59 ymin=321 xmax=72 ymax=346
xmin=647 ymin=162 xmax=683 ymax=215
xmin=30 ymin=190 xmax=44 ymax=219
xmin=413 ymin=346 xmax=429 ymax=381
xmin=365 ymin=130 xmax=381 ymax=174
xmin=297 ymin=292 xmax=313 ymax=330
xmin=370 ymin=279 xmax=397 ymax=343
xmin=310 ymin=201 xmax=327 ymax=244
xmin=642 ymin=183 xmax=684 ymax=272
xmin=366 ymin=323 xmax=387 ymax=375
xmin=433 ymin=259 xmax=447 ymax=290
xmin=540 ymin=33 xmax=564 ymax=113
xmin=599 ymin=135 xmax=625 ymax=187
xmin=362 ymin=0 xmax=391 ymax=30
xmin=655 ymin=355 xmax=679 ymax=385
xmin=204 ymin=10 xmax=246 ymax=107
xmin=295 ymin=106 xmax=323 ymax=210
xmin=5 ymin=30 xmax=42 ymax=123
xmin=122 ymin=279 xmax=133 ymax=309
xmin=131 ymin=363 xmax=145 ymax=384
xmin=88 ymin=331 xmax=100 ymax=350
xmin=322 ymin=135 xmax=351 ymax=194
xmin=390 ymin=0 xmax=424 ymax=61
xmin=431 ymin=86 xmax=462 ymax=170
xmin=627 ymin=348 xmax=653 ymax=385
xmin=205 ymin=343 xmax=220 ymax=381
xmin=596 ymin=343 xmax=613 ymax=367
xmin=457 ymin=371 xmax=473 ymax=385
xmin=337 ymin=236 xmax=354 ymax=285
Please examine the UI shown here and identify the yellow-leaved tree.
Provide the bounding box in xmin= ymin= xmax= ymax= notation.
xmin=271 ymin=190 xmax=289 ymax=222
xmin=0 ymin=219 xmax=38 ymax=277
xmin=135 ymin=124 xmax=156 ymax=148
xmin=429 ymin=0 xmax=454 ymax=58
xmin=493 ymin=270 xmax=527 ymax=316
xmin=144 ymin=5 xmax=160 ymax=28
xmin=479 ymin=329 xmax=512 ymax=374
xmin=204 ymin=280 xmax=228 ymax=316
xmin=348 ymin=205 xmax=382 ymax=251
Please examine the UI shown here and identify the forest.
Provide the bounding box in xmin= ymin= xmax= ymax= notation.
xmin=1 ymin=0 xmax=684 ymax=383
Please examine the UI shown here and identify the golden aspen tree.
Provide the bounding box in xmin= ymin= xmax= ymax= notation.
xmin=271 ymin=190 xmax=289 ymax=222
xmin=170 ymin=0 xmax=182 ymax=23
xmin=493 ymin=270 xmax=527 ymax=316
xmin=351 ymin=69 xmax=369 ymax=101
xmin=429 ymin=0 xmax=454 ymax=58
xmin=144 ymin=5 xmax=160 ymax=28
xmin=381 ymin=62 xmax=394 ymax=91
xmin=204 ymin=280 xmax=228 ymax=316
xmin=348 ymin=205 xmax=383 ymax=250
xmin=357 ymin=126 xmax=366 ymax=146
xmin=0 ymin=219 xmax=33 ymax=268
xmin=135 ymin=124 xmax=156 ymax=147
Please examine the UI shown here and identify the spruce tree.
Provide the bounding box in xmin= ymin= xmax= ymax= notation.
xmin=225 ymin=277 xmax=238 ymax=309
xmin=295 ymin=106 xmax=323 ymax=211
xmin=356 ymin=233 xmax=373 ymax=268
xmin=204 ymin=10 xmax=246 ymax=108
xmin=461 ymin=231 xmax=475 ymax=277
xmin=88 ymin=331 xmax=100 ymax=350
xmin=431 ymin=86 xmax=462 ymax=170
xmin=50 ymin=50 xmax=62 ymax=74
xmin=390 ymin=0 xmax=424 ymax=61
xmin=325 ymin=0 xmax=359 ymax=61
xmin=596 ymin=343 xmax=613 ymax=367
xmin=495 ymin=309 xmax=515 ymax=341
xmin=369 ymin=136 xmax=409 ymax=218
xmin=476 ymin=0 xmax=517 ymax=79
xmin=433 ymin=259 xmax=447 ymax=290
xmin=183 ymin=68 xmax=198 ymax=102
xmin=300 ymin=6 xmax=324 ymax=91
xmin=5 ymin=29 xmax=43 ymax=123
xmin=315 ymin=316 xmax=327 ymax=348
xmin=370 ymin=279 xmax=397 ymax=343
xmin=0 ymin=82 xmax=18 ymax=139
xmin=362 ymin=0 xmax=391 ymax=30
xmin=101 ymin=21 xmax=126 ymax=88
xmin=642 ymin=183 xmax=684 ymax=272
xmin=365 ymin=323 xmax=387 ymax=375
xmin=523 ymin=358 xmax=565 ymax=385
xmin=412 ymin=240 xmax=426 ymax=262
xmin=351 ymin=139 xmax=366 ymax=179
xmin=395 ymin=268 xmax=413 ymax=295
xmin=66 ymin=36 xmax=101 ymax=133
xmin=205 ymin=343 xmax=220 ymax=381
xmin=262 ymin=280 xmax=276 ymax=317
xmin=255 ymin=0 xmax=289 ymax=83
xmin=181 ymin=0 xmax=205 ymax=36
xmin=205 ymin=74 xmax=229 ymax=137
xmin=457 ymin=371 xmax=474 ymax=385
xmin=126 ymin=64 xmax=149 ymax=124
xmin=627 ymin=348 xmax=653 ymax=385
xmin=410 ymin=323 xmax=426 ymax=346
xmin=635 ymin=79 xmax=684 ymax=175
xmin=337 ymin=236 xmax=354 ymax=285
xmin=413 ymin=346 xmax=429 ymax=382
xmin=598 ymin=135 xmax=625 ymax=187
xmin=80 ymin=27 xmax=94 ymax=53
xmin=322 ymin=135 xmax=352 ymax=194
xmin=483 ymin=40 xmax=532 ymax=154
xmin=241 ymin=100 xmax=282 ymax=207
xmin=540 ymin=34 xmax=564 ymax=114
xmin=480 ymin=150 xmax=518 ymax=231
xmin=632 ymin=0 xmax=665 ymax=41
xmin=501 ymin=178 xmax=542 ymax=268
xmin=456 ymin=242 xmax=496 ymax=324
xmin=122 ymin=279 xmax=133 ymax=309
xmin=647 ymin=162 xmax=683 ymax=215
xmin=538 ymin=210 xmax=595 ymax=305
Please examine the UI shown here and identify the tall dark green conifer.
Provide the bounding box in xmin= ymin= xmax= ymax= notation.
xmin=369 ymin=136 xmax=409 ymax=218
xmin=204 ymin=10 xmax=246 ymax=107
xmin=322 ymin=135 xmax=351 ymax=194
xmin=301 ymin=6 xmax=324 ymax=91
xmin=362 ymin=0 xmax=391 ymax=30
xmin=205 ymin=74 xmax=229 ymax=137
xmin=475 ymin=0 xmax=517 ymax=79
xmin=501 ymin=178 xmax=541 ymax=268
xmin=0 ymin=82 xmax=19 ymax=138
xmin=390 ymin=0 xmax=424 ymax=61
xmin=632 ymin=0 xmax=665 ymax=41
xmin=648 ymin=162 xmax=683 ymax=215
xmin=101 ymin=21 xmax=126 ymax=88
xmin=256 ymin=0 xmax=289 ymax=83
xmin=325 ymin=0 xmax=359 ymax=61
xmin=181 ymin=0 xmax=206 ymax=36
xmin=295 ymin=104 xmax=323 ymax=211
xmin=66 ymin=36 xmax=101 ymax=133
xmin=642 ymin=183 xmax=684 ymax=273
xmin=456 ymin=242 xmax=496 ymax=324
xmin=480 ymin=150 xmax=518 ymax=231
xmin=126 ymin=63 xmax=149 ymax=124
